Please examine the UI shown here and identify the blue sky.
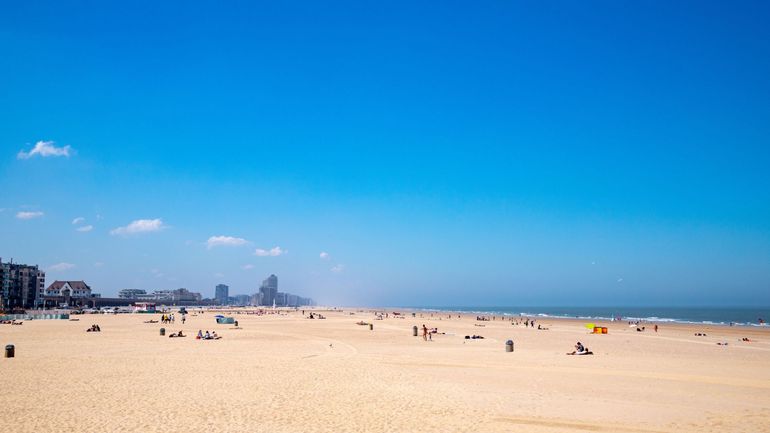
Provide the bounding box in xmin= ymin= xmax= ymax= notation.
xmin=1 ymin=1 xmax=769 ymax=306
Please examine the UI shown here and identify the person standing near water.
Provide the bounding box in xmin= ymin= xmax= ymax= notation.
xmin=422 ymin=324 xmax=428 ymax=341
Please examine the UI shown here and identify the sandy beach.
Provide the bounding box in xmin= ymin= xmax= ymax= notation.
xmin=2 ymin=308 xmax=769 ymax=433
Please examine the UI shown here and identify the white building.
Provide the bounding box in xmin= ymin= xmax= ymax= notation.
xmin=45 ymin=280 xmax=92 ymax=298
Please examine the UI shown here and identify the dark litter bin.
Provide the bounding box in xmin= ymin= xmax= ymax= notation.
xmin=505 ymin=340 xmax=514 ymax=352
xmin=369 ymin=324 xmax=373 ymax=331
xmin=5 ymin=344 xmax=14 ymax=358
xmin=160 ymin=328 xmax=166 ymax=336
xmin=412 ymin=326 xmax=418 ymax=336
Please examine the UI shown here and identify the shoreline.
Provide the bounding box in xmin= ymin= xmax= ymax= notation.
xmin=372 ymin=305 xmax=770 ymax=328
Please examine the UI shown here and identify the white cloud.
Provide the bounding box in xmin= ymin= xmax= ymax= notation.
xmin=331 ymin=264 xmax=345 ymax=273
xmin=17 ymin=140 xmax=72 ymax=159
xmin=48 ymin=262 xmax=75 ymax=272
xmin=206 ymin=235 xmax=249 ymax=249
xmin=241 ymin=264 xmax=255 ymax=270
xmin=617 ymin=277 xmax=624 ymax=283
xmin=254 ymin=246 xmax=286 ymax=257
xmin=110 ymin=218 xmax=166 ymax=236
xmin=76 ymin=225 xmax=93 ymax=232
xmin=72 ymin=217 xmax=85 ymax=225
xmin=16 ymin=211 xmax=44 ymax=220
xmin=320 ymin=251 xmax=330 ymax=260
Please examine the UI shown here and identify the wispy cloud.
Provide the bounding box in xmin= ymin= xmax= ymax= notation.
xmin=72 ymin=217 xmax=85 ymax=225
xmin=17 ymin=140 xmax=72 ymax=159
xmin=320 ymin=251 xmax=330 ymax=260
xmin=76 ymin=225 xmax=94 ymax=232
xmin=49 ymin=262 xmax=75 ymax=272
xmin=16 ymin=211 xmax=44 ymax=220
xmin=214 ymin=272 xmax=225 ymax=278
xmin=241 ymin=264 xmax=255 ymax=270
xmin=94 ymin=262 xmax=104 ymax=267
xmin=110 ymin=218 xmax=166 ymax=236
xmin=206 ymin=235 xmax=249 ymax=249
xmin=331 ymin=264 xmax=345 ymax=273
xmin=254 ymin=246 xmax=286 ymax=257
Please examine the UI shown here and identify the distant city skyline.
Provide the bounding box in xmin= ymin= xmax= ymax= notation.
xmin=1 ymin=1 xmax=769 ymax=306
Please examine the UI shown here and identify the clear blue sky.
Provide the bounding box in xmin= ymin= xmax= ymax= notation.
xmin=1 ymin=1 xmax=769 ymax=306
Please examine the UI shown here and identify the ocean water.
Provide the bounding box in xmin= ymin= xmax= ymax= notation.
xmin=404 ymin=306 xmax=770 ymax=326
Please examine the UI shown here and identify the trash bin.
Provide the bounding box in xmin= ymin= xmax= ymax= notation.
xmin=5 ymin=344 xmax=14 ymax=358
xmin=413 ymin=326 xmax=418 ymax=336
xmin=160 ymin=328 xmax=166 ymax=336
xmin=369 ymin=324 xmax=373 ymax=331
xmin=505 ymin=340 xmax=514 ymax=352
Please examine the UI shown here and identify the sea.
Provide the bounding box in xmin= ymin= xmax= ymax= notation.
xmin=403 ymin=306 xmax=770 ymax=327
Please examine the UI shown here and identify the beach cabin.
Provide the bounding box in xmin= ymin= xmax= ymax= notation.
xmin=133 ymin=302 xmax=157 ymax=313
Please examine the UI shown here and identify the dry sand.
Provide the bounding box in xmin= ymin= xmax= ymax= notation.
xmin=1 ymin=308 xmax=769 ymax=433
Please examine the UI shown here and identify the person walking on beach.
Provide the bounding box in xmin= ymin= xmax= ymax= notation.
xmin=422 ymin=324 xmax=428 ymax=341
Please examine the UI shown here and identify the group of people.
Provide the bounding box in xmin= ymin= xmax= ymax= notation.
xmin=86 ymin=324 xmax=101 ymax=332
xmin=160 ymin=314 xmax=176 ymax=324
xmin=168 ymin=331 xmax=186 ymax=338
xmin=517 ymin=318 xmax=536 ymax=328
xmin=1 ymin=320 xmax=22 ymax=325
xmin=196 ymin=330 xmax=221 ymax=340
xmin=307 ymin=312 xmax=326 ymax=319
xmin=567 ymin=341 xmax=592 ymax=355
xmin=420 ymin=325 xmax=445 ymax=341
